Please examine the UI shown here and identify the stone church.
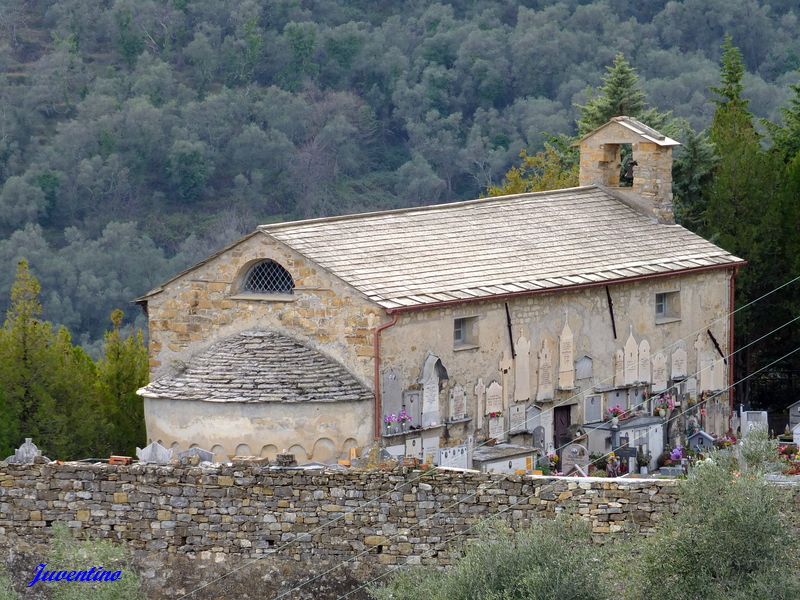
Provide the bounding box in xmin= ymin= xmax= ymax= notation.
xmin=136 ymin=117 xmax=744 ymax=465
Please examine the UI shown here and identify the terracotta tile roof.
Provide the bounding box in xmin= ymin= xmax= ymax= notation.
xmin=138 ymin=331 xmax=373 ymax=403
xmin=260 ymin=186 xmax=744 ymax=309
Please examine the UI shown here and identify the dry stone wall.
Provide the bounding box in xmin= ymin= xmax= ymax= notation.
xmin=1 ymin=462 xmax=798 ymax=599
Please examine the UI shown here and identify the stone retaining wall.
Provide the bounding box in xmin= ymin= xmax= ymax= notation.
xmin=1 ymin=462 xmax=797 ymax=598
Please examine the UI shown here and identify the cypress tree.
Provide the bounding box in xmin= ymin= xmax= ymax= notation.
xmin=95 ymin=309 xmax=148 ymax=456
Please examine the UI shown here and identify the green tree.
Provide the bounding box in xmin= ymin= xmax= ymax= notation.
xmin=487 ymin=143 xmax=578 ymax=196
xmin=765 ymin=74 xmax=800 ymax=163
xmin=672 ymin=126 xmax=716 ymax=232
xmin=577 ymin=53 xmax=669 ymax=135
xmin=95 ymin=309 xmax=148 ymax=456
xmin=0 ymin=260 xmax=66 ymax=457
xmin=631 ymin=439 xmax=800 ymax=600
xmin=705 ymin=35 xmax=797 ymax=404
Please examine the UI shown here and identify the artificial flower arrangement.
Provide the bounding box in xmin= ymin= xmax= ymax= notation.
xmin=398 ymin=409 xmax=412 ymax=425
xmin=654 ymin=393 xmax=675 ymax=413
xmin=606 ymin=405 xmax=627 ymax=420
xmin=488 ymin=411 xmax=502 ymax=419
xmin=714 ymin=434 xmax=737 ymax=449
xmin=384 ymin=413 xmax=398 ymax=433
xmin=778 ymin=444 xmax=800 ymax=475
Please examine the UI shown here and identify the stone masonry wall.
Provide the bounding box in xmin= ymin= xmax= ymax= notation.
xmin=2 ymin=462 xmax=798 ymax=598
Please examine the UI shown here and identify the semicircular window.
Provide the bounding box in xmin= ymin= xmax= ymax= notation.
xmin=242 ymin=260 xmax=295 ymax=294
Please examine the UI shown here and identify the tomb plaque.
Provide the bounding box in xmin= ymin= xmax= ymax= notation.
xmin=514 ymin=331 xmax=532 ymax=402
xmin=638 ymin=339 xmax=651 ymax=383
xmin=652 ymin=352 xmax=668 ymax=392
xmin=449 ymin=384 xmax=467 ymax=420
xmin=671 ymin=346 xmax=688 ymax=380
xmin=532 ymin=426 xmax=546 ymax=450
xmin=584 ymin=394 xmax=602 ymax=423
xmin=488 ymin=415 xmax=505 ymax=441
xmin=405 ymin=436 xmax=423 ymax=461
xmin=422 ymin=431 xmax=440 ymax=465
xmin=475 ymin=379 xmax=486 ymax=428
xmin=614 ymin=349 xmax=625 ymax=387
xmin=526 ymin=404 xmax=542 ymax=433
xmin=402 ymin=390 xmax=422 ymax=429
xmin=136 ymin=441 xmax=173 ymax=464
xmin=537 ymin=337 xmax=555 ymax=401
xmin=486 ymin=381 xmax=503 ymax=414
xmin=576 ymin=355 xmax=593 ymax=381
xmin=509 ymin=404 xmax=526 ymax=434
xmin=561 ymin=442 xmax=590 ymax=476
xmin=686 ymin=377 xmax=697 ymax=401
xmin=381 ymin=368 xmax=404 ymax=423
xmin=439 ymin=445 xmax=469 ymax=469
xmin=4 ymin=438 xmax=47 ymax=465
xmin=624 ymin=331 xmax=639 ymax=385
xmin=558 ymin=321 xmax=575 ymax=390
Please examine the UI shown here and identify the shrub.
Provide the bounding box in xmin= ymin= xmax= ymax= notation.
xmin=370 ymin=517 xmax=609 ymax=600
xmin=630 ymin=455 xmax=800 ymax=600
xmin=39 ymin=523 xmax=146 ymax=600
xmin=0 ymin=569 xmax=17 ymax=600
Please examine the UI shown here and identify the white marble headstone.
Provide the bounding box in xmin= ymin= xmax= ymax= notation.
xmin=475 ymin=378 xmax=486 ymax=428
xmin=671 ymin=345 xmax=688 ymax=380
xmin=486 ymin=380 xmax=503 ymax=414
xmin=420 ymin=353 xmax=442 ymax=427
xmin=449 ymin=384 xmax=467 ymax=420
xmin=638 ymin=339 xmax=651 ymax=383
xmin=624 ymin=330 xmax=638 ymax=385
xmin=558 ymin=321 xmax=575 ymax=390
xmin=509 ymin=403 xmax=526 ymax=434
xmin=488 ymin=415 xmax=505 ymax=441
xmin=652 ymin=352 xmax=668 ymax=392
xmin=136 ymin=441 xmax=173 ymax=464
xmin=537 ymin=337 xmax=555 ymax=401
xmin=614 ymin=349 xmax=625 ymax=387
xmin=514 ymin=331 xmax=532 ymax=401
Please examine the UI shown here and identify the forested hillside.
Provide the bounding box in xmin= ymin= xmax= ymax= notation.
xmin=1 ymin=0 xmax=799 ymax=350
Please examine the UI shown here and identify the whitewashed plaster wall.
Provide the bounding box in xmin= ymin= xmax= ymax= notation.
xmin=143 ymin=398 xmax=368 ymax=464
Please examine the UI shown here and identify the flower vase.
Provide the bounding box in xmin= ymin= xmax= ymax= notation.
xmin=658 ymin=408 xmax=666 ymax=417
xmin=401 ymin=421 xmax=408 ymax=432
xmin=611 ymin=416 xmax=619 ymax=427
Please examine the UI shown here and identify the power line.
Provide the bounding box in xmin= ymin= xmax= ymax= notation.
xmin=333 ymin=343 xmax=800 ymax=600
xmin=270 ymin=321 xmax=800 ymax=599
xmin=176 ymin=272 xmax=800 ymax=599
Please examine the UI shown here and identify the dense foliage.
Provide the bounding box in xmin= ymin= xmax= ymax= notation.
xmin=0 ymin=261 xmax=147 ymax=459
xmin=373 ymin=433 xmax=800 ymax=600
xmin=0 ymin=523 xmax=145 ymax=600
xmin=370 ymin=518 xmax=609 ymax=600
xmin=1 ymin=0 xmax=799 ymax=348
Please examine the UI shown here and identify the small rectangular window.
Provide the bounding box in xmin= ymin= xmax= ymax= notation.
xmin=453 ymin=316 xmax=478 ymax=349
xmin=655 ymin=291 xmax=680 ymax=323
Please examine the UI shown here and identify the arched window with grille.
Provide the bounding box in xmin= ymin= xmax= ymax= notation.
xmin=241 ymin=260 xmax=295 ymax=295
